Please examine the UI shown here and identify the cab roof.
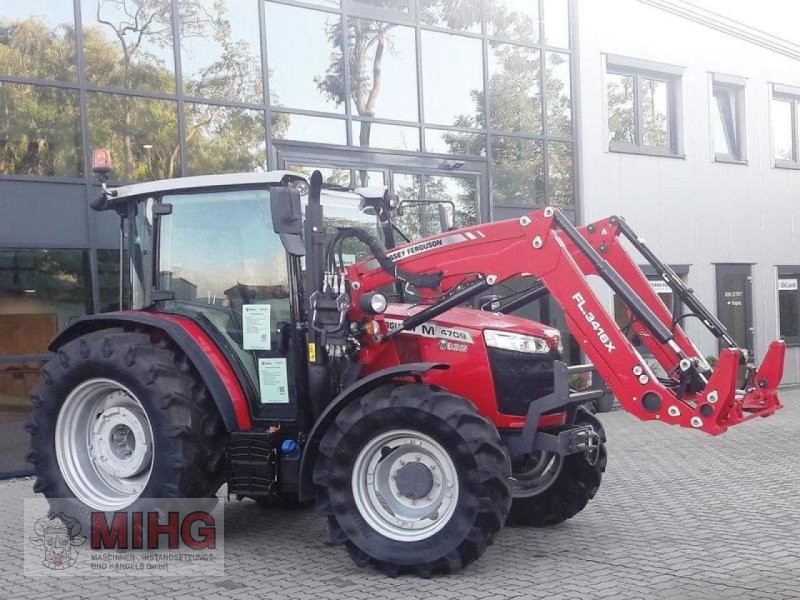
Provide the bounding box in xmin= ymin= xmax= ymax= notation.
xmin=110 ymin=171 xmax=309 ymax=200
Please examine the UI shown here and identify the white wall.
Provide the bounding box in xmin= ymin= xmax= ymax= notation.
xmin=576 ymin=0 xmax=800 ymax=383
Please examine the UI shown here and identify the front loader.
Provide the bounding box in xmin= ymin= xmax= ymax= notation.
xmin=27 ymin=161 xmax=785 ymax=576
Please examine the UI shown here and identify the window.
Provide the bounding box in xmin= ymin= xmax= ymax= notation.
xmin=350 ymin=0 xmax=413 ymax=14
xmin=778 ymin=268 xmax=800 ymax=345
xmin=491 ymin=136 xmax=544 ymax=206
xmin=606 ymin=56 xmax=683 ymax=156
xmin=488 ymin=42 xmax=541 ymax=133
xmin=0 ymin=0 xmax=77 ymax=82
xmin=87 ymin=92 xmax=180 ymax=181
xmin=420 ymin=0 xmax=481 ymax=33
xmin=0 ymin=249 xmax=92 ymax=357
xmin=81 ymin=0 xmax=176 ymax=93
xmin=545 ymin=51 xmax=571 ymax=137
xmin=391 ymin=173 xmax=478 ymax=239
xmin=0 ymin=247 xmax=95 ymax=476
xmin=271 ymin=113 xmax=347 ymax=145
xmin=772 ymin=86 xmax=800 ymax=168
xmin=185 ymin=104 xmax=267 ymax=175
xmin=353 ymin=122 xmax=420 ymax=151
xmin=613 ymin=266 xmax=688 ymax=375
xmin=179 ymin=0 xmax=263 ymax=104
xmin=0 ymin=83 xmax=83 ymax=177
xmin=421 ymin=30 xmax=483 ymax=128
xmin=265 ymin=3 xmax=343 ymax=114
xmin=543 ymin=0 xmax=569 ymax=48
xmin=347 ymin=18 xmax=418 ymax=122
xmin=159 ymin=188 xmax=290 ymax=392
xmin=547 ymin=141 xmax=573 ymax=205
xmin=425 ymin=129 xmax=486 ymax=156
xmin=96 ymin=249 xmax=121 ymax=313
xmin=711 ymin=75 xmax=746 ymax=163
xmin=486 ymin=0 xmax=539 ymax=44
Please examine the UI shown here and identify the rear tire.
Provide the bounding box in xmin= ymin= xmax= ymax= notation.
xmin=313 ymin=383 xmax=511 ymax=577
xmin=507 ymin=408 xmax=606 ymax=527
xmin=26 ymin=330 xmax=226 ymax=525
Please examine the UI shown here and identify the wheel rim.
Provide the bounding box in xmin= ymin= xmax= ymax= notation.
xmin=351 ymin=429 xmax=459 ymax=542
xmin=55 ymin=378 xmax=154 ymax=510
xmin=509 ymin=451 xmax=563 ymax=498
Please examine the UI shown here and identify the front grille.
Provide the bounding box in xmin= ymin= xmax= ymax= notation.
xmin=487 ymin=347 xmax=556 ymax=416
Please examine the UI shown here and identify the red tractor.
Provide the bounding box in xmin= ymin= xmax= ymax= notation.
xmin=28 ymin=163 xmax=785 ymax=576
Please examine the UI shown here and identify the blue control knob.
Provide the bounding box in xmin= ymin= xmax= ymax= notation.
xmin=281 ymin=439 xmax=298 ymax=454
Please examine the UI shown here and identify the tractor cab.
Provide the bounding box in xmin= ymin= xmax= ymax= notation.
xmin=88 ymin=160 xmax=486 ymax=426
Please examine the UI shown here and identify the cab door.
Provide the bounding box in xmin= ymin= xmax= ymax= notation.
xmin=154 ymin=186 xmax=302 ymax=423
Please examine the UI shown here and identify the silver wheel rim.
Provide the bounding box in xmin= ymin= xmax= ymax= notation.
xmin=351 ymin=429 xmax=459 ymax=542
xmin=55 ymin=378 xmax=154 ymax=510
xmin=510 ymin=451 xmax=563 ymax=498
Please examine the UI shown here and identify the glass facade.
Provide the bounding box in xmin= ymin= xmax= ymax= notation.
xmin=0 ymin=0 xmax=575 ymax=200
xmin=0 ymin=0 xmax=576 ymax=475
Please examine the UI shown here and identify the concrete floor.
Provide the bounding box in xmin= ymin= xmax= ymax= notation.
xmin=1 ymin=391 xmax=799 ymax=599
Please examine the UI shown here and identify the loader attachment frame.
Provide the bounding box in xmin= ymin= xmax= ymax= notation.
xmin=347 ymin=207 xmax=784 ymax=435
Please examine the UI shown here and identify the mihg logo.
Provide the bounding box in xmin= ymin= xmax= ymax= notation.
xmin=29 ymin=513 xmax=86 ymax=570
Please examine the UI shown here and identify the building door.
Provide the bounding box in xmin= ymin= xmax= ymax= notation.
xmin=273 ymin=144 xmax=489 ymax=235
xmin=715 ymin=264 xmax=754 ymax=355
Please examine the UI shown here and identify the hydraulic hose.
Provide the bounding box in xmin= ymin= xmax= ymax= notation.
xmin=333 ymin=227 xmax=444 ymax=289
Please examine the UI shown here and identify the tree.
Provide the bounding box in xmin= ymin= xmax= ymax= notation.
xmin=0 ymin=1 xmax=279 ymax=180
xmin=316 ymin=11 xmax=404 ymax=148
xmin=444 ymin=46 xmax=573 ymax=206
xmin=0 ymin=18 xmax=81 ymax=176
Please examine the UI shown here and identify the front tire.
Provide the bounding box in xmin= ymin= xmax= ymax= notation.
xmin=313 ymin=383 xmax=511 ymax=577
xmin=26 ymin=330 xmax=226 ymax=523
xmin=507 ymin=408 xmax=607 ymax=527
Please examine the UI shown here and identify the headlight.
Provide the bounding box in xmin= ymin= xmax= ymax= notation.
xmin=484 ymin=330 xmax=551 ymax=354
xmin=359 ymin=292 xmax=387 ymax=314
xmin=370 ymin=293 xmax=387 ymax=314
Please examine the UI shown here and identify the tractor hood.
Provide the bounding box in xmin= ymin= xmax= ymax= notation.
xmin=382 ymin=304 xmax=562 ymax=351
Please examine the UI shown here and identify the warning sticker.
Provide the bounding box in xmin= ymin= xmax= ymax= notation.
xmin=243 ymin=304 xmax=271 ymax=350
xmin=258 ymin=358 xmax=289 ymax=404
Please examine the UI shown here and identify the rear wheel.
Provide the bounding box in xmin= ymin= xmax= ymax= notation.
xmin=314 ymin=383 xmax=511 ymax=577
xmin=507 ymin=408 xmax=606 ymax=527
xmin=27 ymin=330 xmax=226 ymax=523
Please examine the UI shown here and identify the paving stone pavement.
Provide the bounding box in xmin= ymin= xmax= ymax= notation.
xmin=2 ymin=392 xmax=799 ymax=600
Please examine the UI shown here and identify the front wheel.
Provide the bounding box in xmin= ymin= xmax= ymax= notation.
xmin=507 ymin=408 xmax=607 ymax=527
xmin=313 ymin=383 xmax=511 ymax=577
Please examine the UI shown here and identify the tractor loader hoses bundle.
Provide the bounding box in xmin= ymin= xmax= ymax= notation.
xmin=327 ymin=227 xmax=444 ymax=290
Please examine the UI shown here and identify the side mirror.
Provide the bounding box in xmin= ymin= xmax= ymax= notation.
xmin=270 ymin=186 xmax=305 ymax=256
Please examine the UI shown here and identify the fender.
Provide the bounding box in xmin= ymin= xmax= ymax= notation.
xmin=297 ymin=362 xmax=448 ymax=501
xmin=49 ymin=311 xmax=251 ymax=431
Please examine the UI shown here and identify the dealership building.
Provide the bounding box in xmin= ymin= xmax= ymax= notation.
xmin=1 ymin=0 xmax=799 ymax=476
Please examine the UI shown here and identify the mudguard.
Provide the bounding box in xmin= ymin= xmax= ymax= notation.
xmin=297 ymin=362 xmax=448 ymax=501
xmin=49 ymin=311 xmax=251 ymax=431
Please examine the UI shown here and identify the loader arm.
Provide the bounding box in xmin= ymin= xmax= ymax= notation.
xmin=346 ymin=207 xmax=784 ymax=435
